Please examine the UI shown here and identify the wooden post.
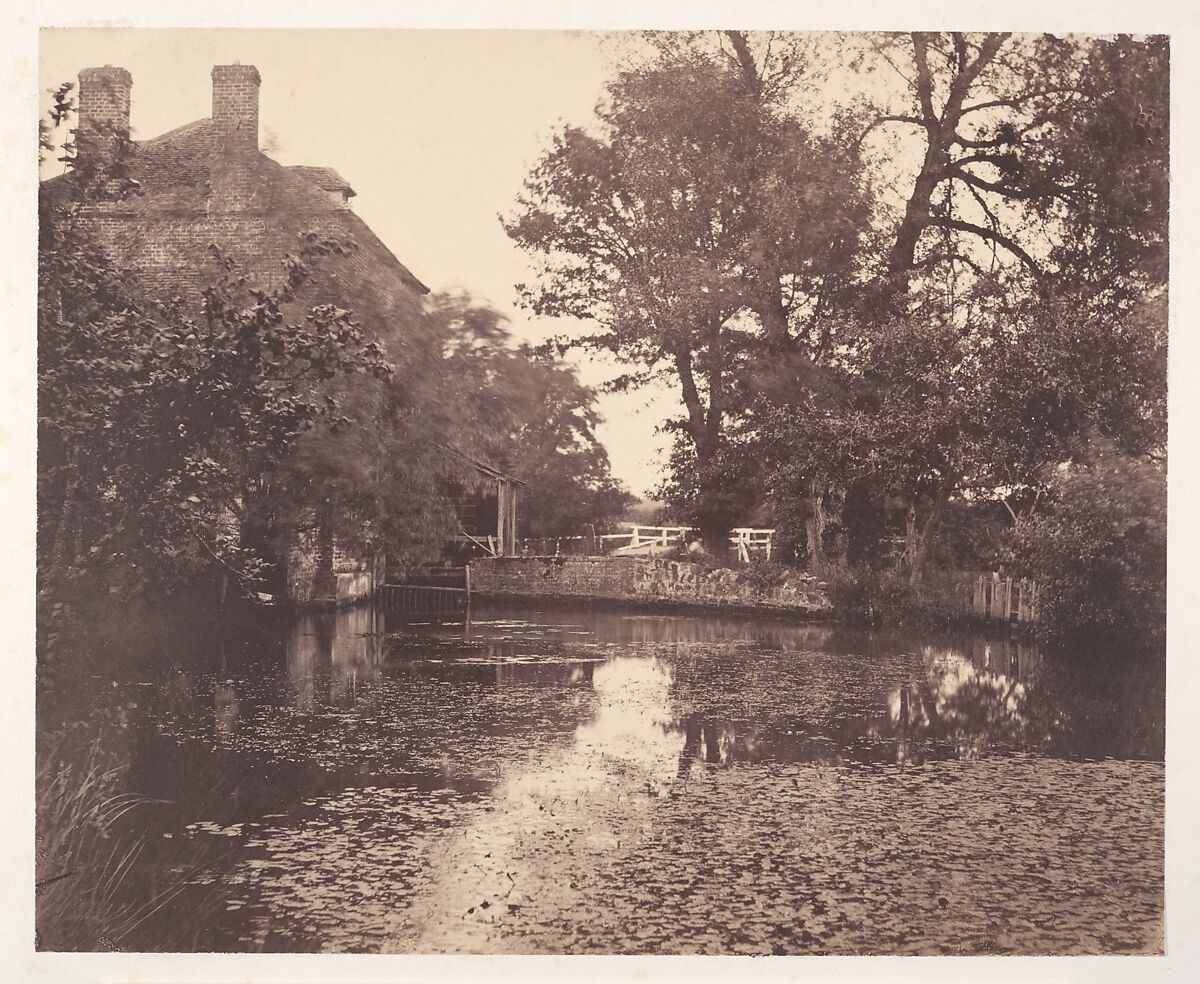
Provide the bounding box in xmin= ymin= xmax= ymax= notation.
xmin=495 ymin=482 xmax=503 ymax=556
xmin=510 ymin=485 xmax=518 ymax=555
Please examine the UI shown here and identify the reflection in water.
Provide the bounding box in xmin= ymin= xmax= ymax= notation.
xmin=73 ymin=600 xmax=1163 ymax=954
xmin=882 ymin=644 xmax=1038 ymax=764
xmin=213 ymin=682 xmax=240 ymax=738
xmin=406 ymin=654 xmax=682 ymax=949
xmin=287 ymin=607 xmax=384 ymax=712
xmin=574 ymin=656 xmax=679 ymax=792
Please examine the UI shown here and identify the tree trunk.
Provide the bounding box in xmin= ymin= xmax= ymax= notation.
xmin=902 ymin=503 xmax=925 ymax=585
xmin=699 ymin=515 xmax=729 ymax=560
xmin=673 ymin=340 xmax=731 ymax=558
xmin=902 ymin=492 xmax=949 ymax=585
xmin=694 ymin=442 xmax=730 ymax=559
xmin=805 ymin=478 xmax=827 ymax=571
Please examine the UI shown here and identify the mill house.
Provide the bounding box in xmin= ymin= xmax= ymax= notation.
xmin=50 ymin=63 xmax=522 ymax=604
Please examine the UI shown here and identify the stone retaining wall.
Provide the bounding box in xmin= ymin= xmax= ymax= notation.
xmin=469 ymin=556 xmax=831 ymax=617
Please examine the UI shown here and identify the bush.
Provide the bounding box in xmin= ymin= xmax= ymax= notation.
xmin=737 ymin=558 xmax=793 ymax=592
xmin=824 ymin=563 xmax=975 ymax=626
xmin=824 ymin=566 xmax=915 ymax=625
xmin=1015 ymin=446 xmax=1165 ymax=652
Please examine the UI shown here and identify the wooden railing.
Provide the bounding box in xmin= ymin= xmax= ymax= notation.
xmin=607 ymin=525 xmax=696 ymax=555
xmin=378 ymin=566 xmax=470 ymax=614
xmin=730 ymin=528 xmax=774 ymax=562
xmin=513 ymin=526 xmax=778 ymax=561
xmin=377 ymin=583 xmax=468 ymax=615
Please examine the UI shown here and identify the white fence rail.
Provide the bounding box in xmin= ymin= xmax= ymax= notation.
xmin=515 ymin=525 xmax=776 ymax=561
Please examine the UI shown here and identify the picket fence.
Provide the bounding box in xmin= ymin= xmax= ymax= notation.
xmin=972 ymin=573 xmax=1039 ymax=624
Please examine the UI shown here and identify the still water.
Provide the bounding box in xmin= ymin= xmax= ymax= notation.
xmin=49 ymin=602 xmax=1164 ymax=954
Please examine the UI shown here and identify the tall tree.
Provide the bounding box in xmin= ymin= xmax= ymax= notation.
xmin=851 ymin=31 xmax=1167 ymax=307
xmin=506 ymin=48 xmax=868 ymax=551
xmin=742 ymin=30 xmax=1169 ymax=574
xmin=423 ymin=292 xmax=634 ymax=539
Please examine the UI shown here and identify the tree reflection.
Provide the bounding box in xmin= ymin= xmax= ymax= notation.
xmin=882 ymin=641 xmax=1043 ymax=761
xmin=214 ymin=681 xmax=240 ymax=738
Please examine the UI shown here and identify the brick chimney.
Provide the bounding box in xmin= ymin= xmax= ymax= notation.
xmin=77 ymin=66 xmax=132 ymax=155
xmin=210 ymin=64 xmax=261 ymax=210
xmin=211 ymin=63 xmax=260 ymax=151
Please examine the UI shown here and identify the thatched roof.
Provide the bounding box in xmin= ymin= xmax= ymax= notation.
xmin=43 ymin=116 xmax=430 ymax=359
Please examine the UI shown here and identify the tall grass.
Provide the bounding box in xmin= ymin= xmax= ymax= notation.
xmin=36 ymin=726 xmax=158 ymax=950
xmin=37 ymin=716 xmax=243 ymax=951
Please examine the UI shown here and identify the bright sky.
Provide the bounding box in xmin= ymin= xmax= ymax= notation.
xmin=39 ymin=29 xmax=676 ymax=496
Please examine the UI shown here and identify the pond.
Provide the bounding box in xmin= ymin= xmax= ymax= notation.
xmin=37 ymin=602 xmax=1164 ymax=954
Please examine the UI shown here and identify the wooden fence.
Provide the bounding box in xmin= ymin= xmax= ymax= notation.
xmin=972 ymin=573 xmax=1039 ymax=624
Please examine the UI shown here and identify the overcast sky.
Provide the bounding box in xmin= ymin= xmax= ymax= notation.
xmin=40 ymin=28 xmax=677 ymax=496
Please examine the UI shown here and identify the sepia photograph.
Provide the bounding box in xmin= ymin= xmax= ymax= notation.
xmin=12 ymin=5 xmax=1191 ymax=976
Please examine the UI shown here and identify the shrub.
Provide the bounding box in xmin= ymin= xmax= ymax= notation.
xmin=824 ymin=566 xmax=915 ymax=625
xmin=737 ymin=558 xmax=793 ymax=592
xmin=1014 ymin=445 xmax=1165 ymax=652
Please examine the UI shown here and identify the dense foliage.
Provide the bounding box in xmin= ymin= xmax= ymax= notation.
xmin=508 ymin=31 xmax=1167 ymax=647
xmin=1015 ymin=441 xmax=1166 ymax=650
xmin=38 ymin=202 xmax=391 ymax=602
xmin=422 ymin=292 xmax=634 ymax=538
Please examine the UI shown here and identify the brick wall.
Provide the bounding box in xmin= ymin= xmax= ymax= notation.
xmin=75 ymin=206 xmax=340 ymax=299
xmin=469 ymin=556 xmax=832 ymax=616
xmin=287 ymin=523 xmax=378 ymax=608
xmin=286 ymin=526 xmax=323 ymax=606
